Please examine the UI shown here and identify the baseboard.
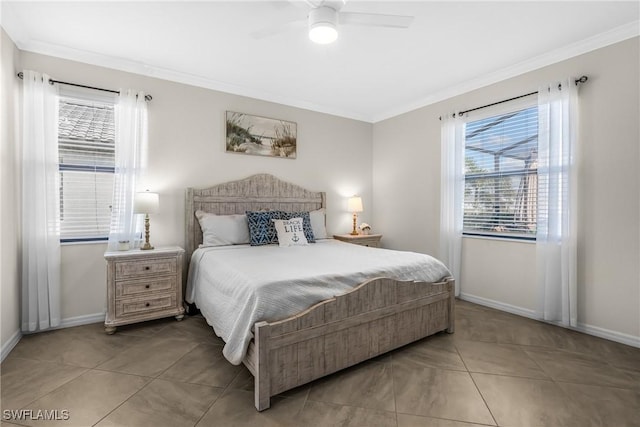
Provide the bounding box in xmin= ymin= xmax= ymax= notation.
xmin=573 ymin=322 xmax=640 ymax=348
xmin=58 ymin=312 xmax=106 ymax=329
xmin=2 ymin=313 xmax=106 ymax=361
xmin=20 ymin=312 xmax=106 ymax=335
xmin=459 ymin=292 xmax=537 ymax=319
xmin=458 ymin=293 xmax=639 ymax=349
xmin=1 ymin=329 xmax=22 ymax=362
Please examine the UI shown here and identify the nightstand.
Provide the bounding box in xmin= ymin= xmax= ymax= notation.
xmin=104 ymin=246 xmax=185 ymax=334
xmin=333 ymin=234 xmax=382 ymax=248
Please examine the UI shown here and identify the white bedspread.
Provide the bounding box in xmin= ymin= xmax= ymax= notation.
xmin=186 ymin=239 xmax=451 ymax=365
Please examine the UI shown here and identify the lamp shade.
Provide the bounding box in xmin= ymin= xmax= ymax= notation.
xmin=347 ymin=196 xmax=363 ymax=213
xmin=134 ymin=191 xmax=159 ymax=214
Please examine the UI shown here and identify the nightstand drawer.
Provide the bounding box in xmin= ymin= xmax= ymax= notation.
xmin=333 ymin=234 xmax=382 ymax=248
xmin=115 ymin=277 xmax=175 ymax=298
xmin=350 ymin=237 xmax=379 ymax=247
xmin=115 ymin=257 xmax=176 ymax=279
xmin=115 ymin=294 xmax=176 ymax=317
xmin=104 ymin=246 xmax=185 ymax=334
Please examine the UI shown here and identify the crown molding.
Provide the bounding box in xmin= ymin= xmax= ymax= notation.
xmin=9 ymin=37 xmax=372 ymax=122
xmin=371 ymin=20 xmax=640 ymax=123
xmin=4 ymin=6 xmax=637 ymax=125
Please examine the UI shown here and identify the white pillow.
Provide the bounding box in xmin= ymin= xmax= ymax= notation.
xmin=195 ymin=210 xmax=250 ymax=247
xmin=272 ymin=217 xmax=309 ymax=247
xmin=309 ymin=208 xmax=328 ymax=239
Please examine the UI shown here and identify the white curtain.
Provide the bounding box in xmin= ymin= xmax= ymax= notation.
xmin=536 ymin=78 xmax=579 ymax=327
xmin=108 ymin=90 xmax=148 ymax=250
xmin=21 ymin=70 xmax=61 ymax=332
xmin=440 ymin=113 xmax=465 ymax=296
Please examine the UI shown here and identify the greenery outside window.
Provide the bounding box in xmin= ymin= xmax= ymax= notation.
xmin=463 ymin=103 xmax=538 ymax=240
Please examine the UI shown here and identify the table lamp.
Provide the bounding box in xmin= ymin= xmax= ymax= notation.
xmin=134 ymin=191 xmax=159 ymax=250
xmin=347 ymin=196 xmax=363 ymax=236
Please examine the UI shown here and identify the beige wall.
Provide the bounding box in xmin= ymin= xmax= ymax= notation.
xmin=373 ymin=37 xmax=640 ymax=343
xmin=4 ymin=32 xmax=638 ymax=349
xmin=18 ymin=51 xmax=373 ymax=322
xmin=1 ymin=28 xmax=21 ymax=356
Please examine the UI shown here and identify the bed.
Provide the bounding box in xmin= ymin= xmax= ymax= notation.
xmin=185 ymin=173 xmax=455 ymax=411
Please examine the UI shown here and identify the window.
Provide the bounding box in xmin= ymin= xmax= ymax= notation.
xmin=463 ymin=103 xmax=538 ymax=240
xmin=58 ymin=96 xmax=115 ymax=242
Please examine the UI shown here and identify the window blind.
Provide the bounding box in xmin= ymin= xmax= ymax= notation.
xmin=463 ymin=105 xmax=539 ymax=239
xmin=58 ymin=99 xmax=115 ymax=242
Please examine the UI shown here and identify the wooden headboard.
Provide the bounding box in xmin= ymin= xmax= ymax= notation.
xmin=185 ymin=173 xmax=326 ymax=262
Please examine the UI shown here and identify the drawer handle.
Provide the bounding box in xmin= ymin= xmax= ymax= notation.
xmin=145 ymin=285 xmax=150 ymax=289
xmin=144 ymin=266 xmax=151 ymax=271
xmin=145 ymin=302 xmax=150 ymax=307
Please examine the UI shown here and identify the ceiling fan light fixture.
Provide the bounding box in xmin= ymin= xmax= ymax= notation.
xmin=308 ymin=6 xmax=339 ymax=44
xmin=309 ymin=23 xmax=338 ymax=44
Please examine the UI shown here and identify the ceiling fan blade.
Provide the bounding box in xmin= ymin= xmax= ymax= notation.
xmin=339 ymin=12 xmax=414 ymax=28
xmin=282 ymin=0 xmax=316 ymax=10
xmin=298 ymin=0 xmax=346 ymax=9
xmin=251 ymin=19 xmax=306 ymax=39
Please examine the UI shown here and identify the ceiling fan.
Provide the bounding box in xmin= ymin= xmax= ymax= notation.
xmin=253 ymin=0 xmax=415 ymax=44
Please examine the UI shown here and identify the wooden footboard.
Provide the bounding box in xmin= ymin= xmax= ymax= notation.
xmin=243 ymin=276 xmax=455 ymax=411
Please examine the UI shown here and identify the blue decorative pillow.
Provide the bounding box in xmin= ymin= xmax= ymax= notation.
xmin=246 ymin=211 xmax=282 ymax=246
xmin=280 ymin=211 xmax=315 ymax=243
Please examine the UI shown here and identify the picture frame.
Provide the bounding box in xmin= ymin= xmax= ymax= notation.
xmin=225 ymin=111 xmax=297 ymax=159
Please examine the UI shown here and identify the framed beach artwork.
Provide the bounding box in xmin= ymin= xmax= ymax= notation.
xmin=225 ymin=111 xmax=297 ymax=158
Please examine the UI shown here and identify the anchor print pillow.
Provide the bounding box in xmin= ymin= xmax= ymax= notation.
xmin=279 ymin=211 xmax=315 ymax=243
xmin=272 ymin=217 xmax=309 ymax=247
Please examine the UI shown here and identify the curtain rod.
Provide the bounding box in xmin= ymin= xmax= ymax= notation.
xmin=16 ymin=71 xmax=153 ymax=101
xmin=441 ymin=75 xmax=588 ymax=120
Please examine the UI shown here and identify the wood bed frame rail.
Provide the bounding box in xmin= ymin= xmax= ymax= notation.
xmin=184 ymin=174 xmax=456 ymax=411
xmin=244 ymin=276 xmax=455 ymax=411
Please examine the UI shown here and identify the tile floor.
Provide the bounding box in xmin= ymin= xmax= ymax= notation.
xmin=1 ymin=300 xmax=638 ymax=427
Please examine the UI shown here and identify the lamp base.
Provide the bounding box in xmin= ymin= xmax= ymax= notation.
xmin=141 ymin=213 xmax=154 ymax=250
xmin=351 ymin=212 xmax=359 ymax=235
